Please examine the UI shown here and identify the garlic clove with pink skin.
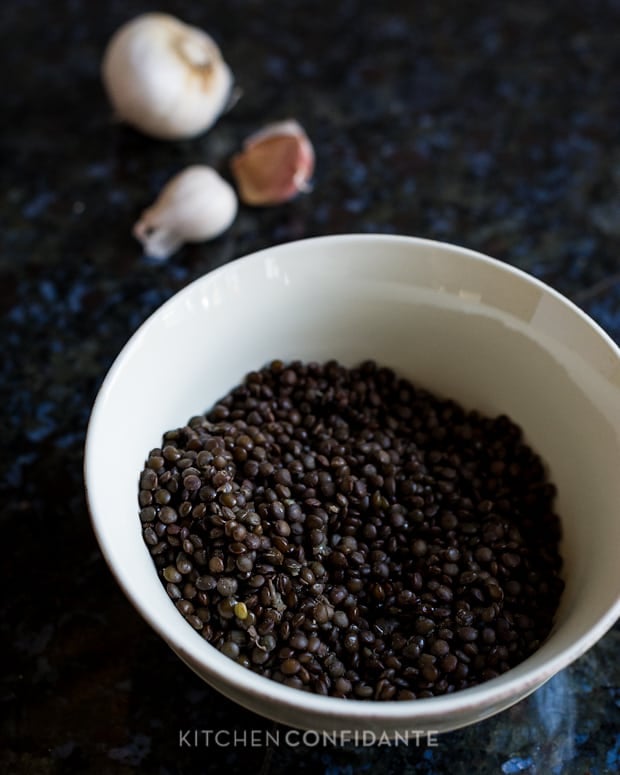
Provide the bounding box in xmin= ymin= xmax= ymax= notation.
xmin=230 ymin=120 xmax=315 ymax=206
xmin=133 ymin=166 xmax=238 ymax=260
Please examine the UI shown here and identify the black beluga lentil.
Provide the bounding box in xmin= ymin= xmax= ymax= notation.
xmin=138 ymin=359 xmax=564 ymax=700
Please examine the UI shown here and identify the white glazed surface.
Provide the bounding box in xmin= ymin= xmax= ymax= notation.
xmin=85 ymin=234 xmax=620 ymax=734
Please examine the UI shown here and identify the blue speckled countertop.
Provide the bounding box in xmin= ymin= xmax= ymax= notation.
xmin=1 ymin=1 xmax=619 ymax=772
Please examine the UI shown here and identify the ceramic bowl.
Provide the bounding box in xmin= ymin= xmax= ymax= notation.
xmin=85 ymin=234 xmax=620 ymax=735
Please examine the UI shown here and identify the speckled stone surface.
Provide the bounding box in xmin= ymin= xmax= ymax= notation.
xmin=1 ymin=1 xmax=619 ymax=772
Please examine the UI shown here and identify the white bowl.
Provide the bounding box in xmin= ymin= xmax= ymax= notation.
xmin=85 ymin=234 xmax=620 ymax=735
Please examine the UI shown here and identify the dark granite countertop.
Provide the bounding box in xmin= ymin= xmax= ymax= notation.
xmin=1 ymin=1 xmax=619 ymax=772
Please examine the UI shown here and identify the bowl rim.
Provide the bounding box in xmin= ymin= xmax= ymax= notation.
xmin=85 ymin=232 xmax=620 ymax=723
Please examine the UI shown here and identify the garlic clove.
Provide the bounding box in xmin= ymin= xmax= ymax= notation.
xmin=230 ymin=120 xmax=315 ymax=206
xmin=102 ymin=13 xmax=234 ymax=140
xmin=133 ymin=165 xmax=238 ymax=260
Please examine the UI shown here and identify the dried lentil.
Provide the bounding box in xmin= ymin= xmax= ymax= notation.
xmin=139 ymin=359 xmax=564 ymax=699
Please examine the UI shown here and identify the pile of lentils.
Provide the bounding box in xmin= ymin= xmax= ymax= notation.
xmin=138 ymin=359 xmax=564 ymax=700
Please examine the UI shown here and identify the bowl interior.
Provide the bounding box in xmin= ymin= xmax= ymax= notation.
xmin=85 ymin=234 xmax=620 ymax=729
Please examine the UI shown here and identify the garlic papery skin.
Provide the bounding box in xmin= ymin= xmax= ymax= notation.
xmin=230 ymin=120 xmax=315 ymax=206
xmin=133 ymin=166 xmax=238 ymax=259
xmin=102 ymin=13 xmax=233 ymax=140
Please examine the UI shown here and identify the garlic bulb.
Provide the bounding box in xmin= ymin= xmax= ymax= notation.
xmin=102 ymin=13 xmax=233 ymax=140
xmin=133 ymin=166 xmax=238 ymax=259
xmin=230 ymin=120 xmax=315 ymax=206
